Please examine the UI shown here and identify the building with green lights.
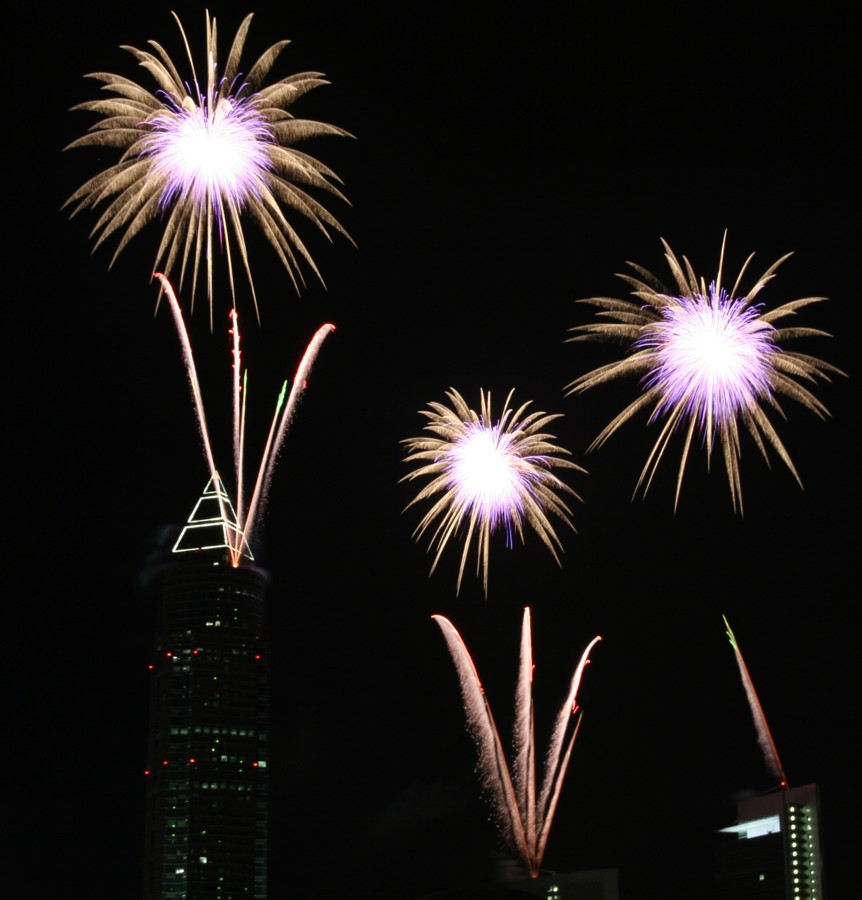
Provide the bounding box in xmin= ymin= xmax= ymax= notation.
xmin=143 ymin=480 xmax=270 ymax=899
xmin=714 ymin=784 xmax=825 ymax=899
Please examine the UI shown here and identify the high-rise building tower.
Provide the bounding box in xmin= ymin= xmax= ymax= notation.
xmin=143 ymin=479 xmax=270 ymax=899
xmin=714 ymin=783 xmax=825 ymax=899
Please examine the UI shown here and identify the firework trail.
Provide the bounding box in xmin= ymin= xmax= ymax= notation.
xmin=513 ymin=611 xmax=536 ymax=851
xmin=567 ymin=233 xmax=842 ymax=512
xmin=157 ymin=275 xmax=334 ymax=564
xmin=243 ymin=323 xmax=335 ymax=551
xmin=723 ymin=615 xmax=788 ymax=789
xmin=536 ymin=625 xmax=600 ymax=864
xmin=403 ymin=388 xmax=585 ymax=596
xmin=230 ymin=309 xmax=244 ymax=515
xmin=434 ymin=614 xmax=527 ymax=860
xmin=66 ymin=10 xmax=353 ymax=322
xmin=433 ymin=609 xmax=601 ymax=877
xmin=156 ymin=274 xmax=232 ymax=547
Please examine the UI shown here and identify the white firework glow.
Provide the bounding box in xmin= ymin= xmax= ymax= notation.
xmin=147 ymin=94 xmax=273 ymax=210
xmin=641 ymin=286 xmax=775 ymax=429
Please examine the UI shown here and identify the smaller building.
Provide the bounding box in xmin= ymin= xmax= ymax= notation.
xmin=714 ymin=784 xmax=824 ymax=899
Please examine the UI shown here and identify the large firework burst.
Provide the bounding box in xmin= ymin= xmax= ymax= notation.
xmin=723 ymin=615 xmax=788 ymax=790
xmin=65 ymin=11 xmax=352 ymax=321
xmin=402 ymin=388 xmax=583 ymax=596
xmin=566 ymin=234 xmax=841 ymax=511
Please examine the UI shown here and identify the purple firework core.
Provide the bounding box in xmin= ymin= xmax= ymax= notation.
xmin=450 ymin=423 xmax=526 ymax=546
xmin=144 ymin=88 xmax=273 ymax=218
xmin=637 ymin=284 xmax=776 ymax=434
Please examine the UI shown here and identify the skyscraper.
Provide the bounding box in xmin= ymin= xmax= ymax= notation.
xmin=143 ymin=479 xmax=270 ymax=899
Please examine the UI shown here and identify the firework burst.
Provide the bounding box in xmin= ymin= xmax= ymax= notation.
xmin=566 ymin=234 xmax=842 ymax=512
xmin=402 ymin=388 xmax=583 ymax=596
xmin=66 ymin=11 xmax=352 ymax=322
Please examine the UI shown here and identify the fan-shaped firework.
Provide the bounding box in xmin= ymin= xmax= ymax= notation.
xmin=65 ymin=11 xmax=352 ymax=321
xmin=433 ymin=609 xmax=601 ymax=877
xmin=402 ymin=388 xmax=583 ymax=596
xmin=566 ymin=234 xmax=842 ymax=512
xmin=156 ymin=275 xmax=334 ymax=567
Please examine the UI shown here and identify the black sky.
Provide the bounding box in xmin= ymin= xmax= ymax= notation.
xmin=10 ymin=3 xmax=858 ymax=898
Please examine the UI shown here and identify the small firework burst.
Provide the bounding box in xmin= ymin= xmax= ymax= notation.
xmin=402 ymin=388 xmax=584 ymax=596
xmin=65 ymin=11 xmax=352 ymax=321
xmin=567 ymin=233 xmax=842 ymax=511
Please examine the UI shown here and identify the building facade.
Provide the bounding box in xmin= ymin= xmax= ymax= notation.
xmin=714 ymin=784 xmax=825 ymax=899
xmin=143 ymin=480 xmax=270 ymax=899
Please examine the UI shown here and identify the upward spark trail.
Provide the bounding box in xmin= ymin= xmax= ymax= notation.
xmin=433 ymin=608 xmax=601 ymax=877
xmin=723 ymin=615 xmax=788 ymax=789
xmin=243 ymin=321 xmax=335 ymax=551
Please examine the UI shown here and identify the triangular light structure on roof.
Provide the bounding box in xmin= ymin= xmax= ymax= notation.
xmin=172 ymin=476 xmax=253 ymax=562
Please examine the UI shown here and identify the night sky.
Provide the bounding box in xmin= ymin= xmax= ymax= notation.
xmin=11 ymin=3 xmax=857 ymax=898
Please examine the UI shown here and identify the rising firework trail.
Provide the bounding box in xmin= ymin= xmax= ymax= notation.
xmin=723 ymin=615 xmax=788 ymax=789
xmin=243 ymin=322 xmax=335 ymax=552
xmin=403 ymin=388 xmax=585 ymax=596
xmin=66 ymin=10 xmax=353 ymax=323
xmin=157 ymin=275 xmax=227 ymax=528
xmin=433 ymin=608 xmax=601 ymax=877
xmin=156 ymin=275 xmax=334 ymax=565
xmin=567 ymin=233 xmax=842 ymax=512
